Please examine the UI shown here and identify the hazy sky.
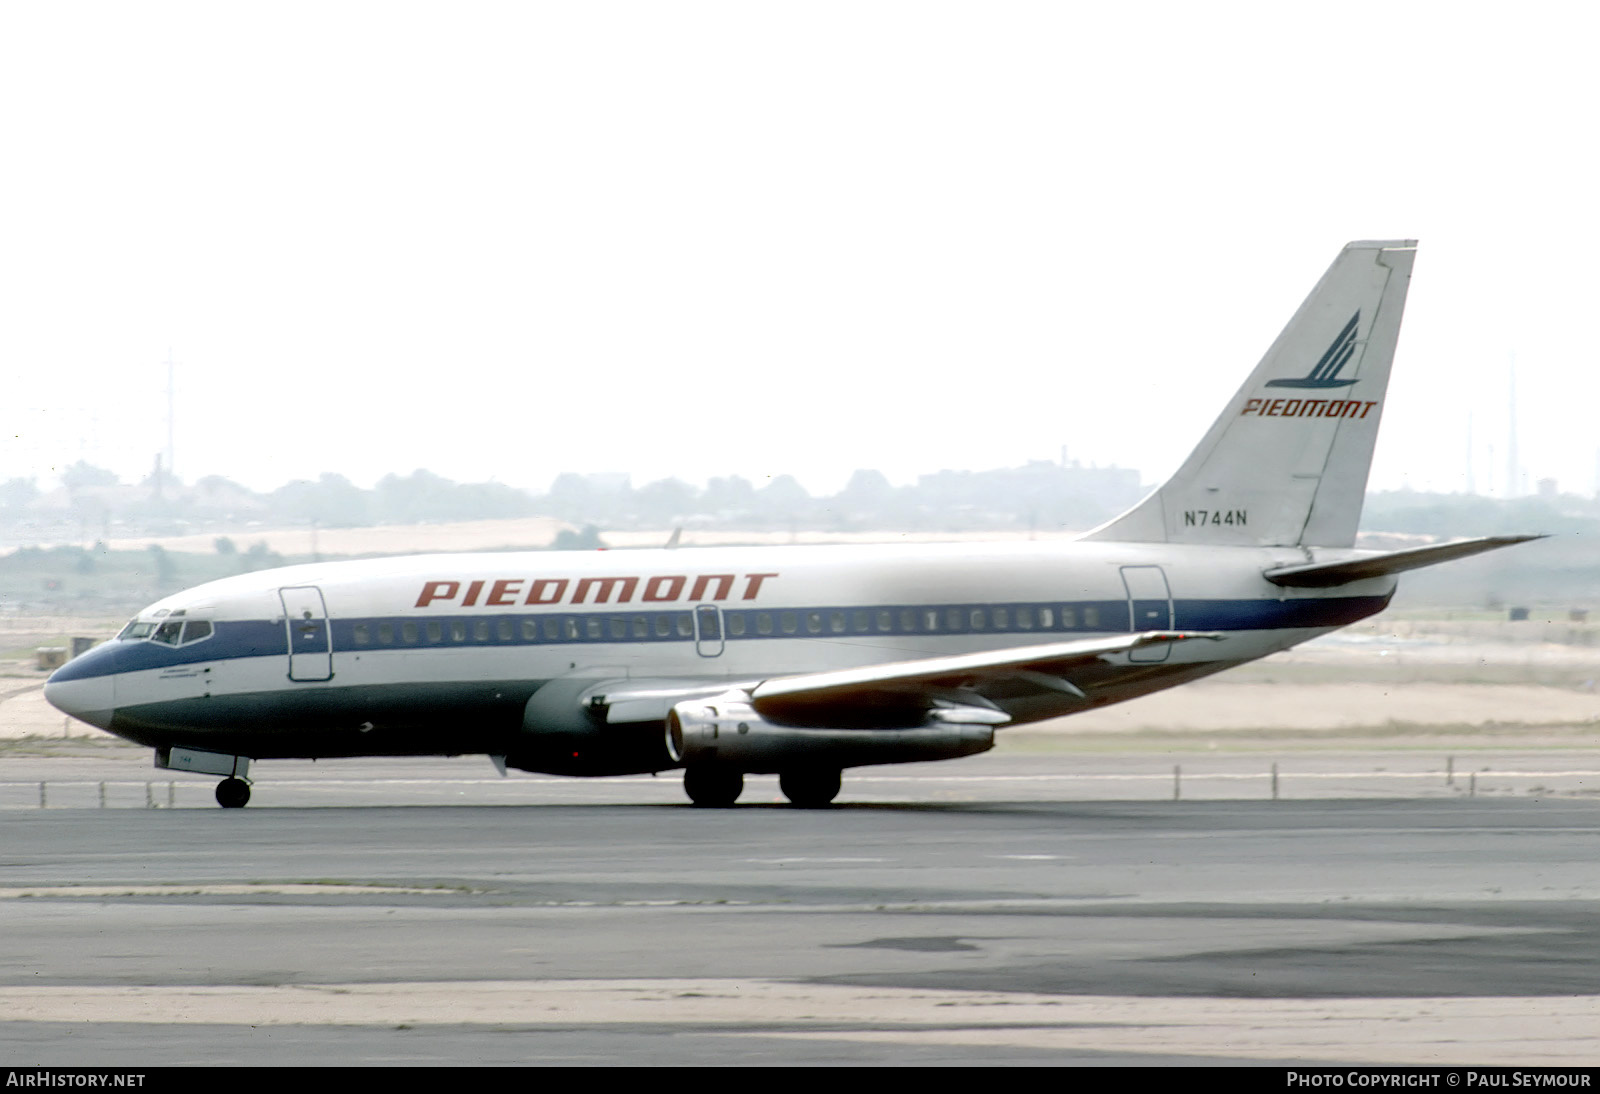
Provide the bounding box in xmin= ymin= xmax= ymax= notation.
xmin=3 ymin=2 xmax=1596 ymax=499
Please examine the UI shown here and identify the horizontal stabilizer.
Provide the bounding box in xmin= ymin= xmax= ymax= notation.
xmin=1262 ymin=535 xmax=1546 ymax=588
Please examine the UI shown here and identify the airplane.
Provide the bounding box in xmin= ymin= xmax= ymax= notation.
xmin=44 ymin=240 xmax=1540 ymax=809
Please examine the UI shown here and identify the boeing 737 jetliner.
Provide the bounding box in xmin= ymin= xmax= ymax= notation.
xmin=45 ymin=241 xmax=1538 ymax=807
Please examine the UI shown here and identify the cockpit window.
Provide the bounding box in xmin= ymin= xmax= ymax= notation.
xmin=121 ymin=618 xmax=214 ymax=646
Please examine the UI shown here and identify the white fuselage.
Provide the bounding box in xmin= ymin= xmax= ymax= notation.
xmin=45 ymin=539 xmax=1395 ymax=773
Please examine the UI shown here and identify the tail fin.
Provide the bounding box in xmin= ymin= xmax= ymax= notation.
xmin=1084 ymin=240 xmax=1416 ymax=548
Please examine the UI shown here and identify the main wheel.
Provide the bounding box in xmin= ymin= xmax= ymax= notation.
xmin=215 ymin=777 xmax=251 ymax=809
xmin=779 ymin=768 xmax=841 ymax=808
xmin=683 ymin=766 xmax=744 ymax=807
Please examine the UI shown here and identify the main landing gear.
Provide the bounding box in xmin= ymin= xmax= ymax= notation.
xmin=683 ymin=766 xmax=744 ymax=808
xmin=680 ymin=766 xmax=843 ymax=808
xmin=778 ymin=768 xmax=842 ymax=808
xmin=215 ymin=777 xmax=252 ymax=809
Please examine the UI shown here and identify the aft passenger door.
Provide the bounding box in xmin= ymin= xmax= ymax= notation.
xmin=1120 ymin=565 xmax=1172 ymax=663
xmin=280 ymin=586 xmax=334 ymax=681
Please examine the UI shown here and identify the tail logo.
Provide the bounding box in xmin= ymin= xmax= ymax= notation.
xmin=1265 ymin=312 xmax=1360 ymax=389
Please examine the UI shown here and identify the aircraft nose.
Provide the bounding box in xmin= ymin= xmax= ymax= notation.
xmin=44 ymin=649 xmax=117 ymax=731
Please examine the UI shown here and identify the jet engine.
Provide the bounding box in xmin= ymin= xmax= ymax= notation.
xmin=665 ymin=690 xmax=996 ymax=773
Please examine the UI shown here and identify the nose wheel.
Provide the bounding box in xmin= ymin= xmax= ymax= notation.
xmin=215 ymin=777 xmax=252 ymax=809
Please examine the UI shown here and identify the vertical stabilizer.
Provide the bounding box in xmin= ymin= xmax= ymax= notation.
xmin=1083 ymin=240 xmax=1416 ymax=548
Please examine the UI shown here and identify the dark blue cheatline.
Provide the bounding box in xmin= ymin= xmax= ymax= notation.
xmin=49 ymin=595 xmax=1390 ymax=683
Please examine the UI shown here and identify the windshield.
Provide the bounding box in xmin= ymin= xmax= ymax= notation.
xmin=117 ymin=618 xmax=214 ymax=645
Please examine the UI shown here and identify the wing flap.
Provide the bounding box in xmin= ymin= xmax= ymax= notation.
xmin=749 ymin=631 xmax=1221 ymax=723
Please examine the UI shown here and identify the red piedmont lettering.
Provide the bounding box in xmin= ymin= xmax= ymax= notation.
xmin=644 ymin=575 xmax=686 ymax=602
xmin=742 ymin=573 xmax=778 ymax=600
xmin=526 ymin=579 xmax=568 ymax=605
xmin=689 ymin=574 xmax=734 ymax=601
xmin=572 ymin=576 xmax=638 ymax=604
xmin=416 ymin=581 xmax=460 ymax=608
xmin=487 ymin=579 xmax=523 ymax=606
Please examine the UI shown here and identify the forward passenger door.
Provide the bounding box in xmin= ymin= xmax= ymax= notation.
xmin=280 ymin=586 xmax=334 ymax=681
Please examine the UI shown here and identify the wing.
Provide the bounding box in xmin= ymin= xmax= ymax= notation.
xmin=590 ymin=631 xmax=1220 ymax=728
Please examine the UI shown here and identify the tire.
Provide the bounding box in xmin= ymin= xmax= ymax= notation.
xmin=779 ymin=768 xmax=841 ymax=808
xmin=215 ymin=778 xmax=251 ymax=809
xmin=683 ymin=766 xmax=743 ymax=807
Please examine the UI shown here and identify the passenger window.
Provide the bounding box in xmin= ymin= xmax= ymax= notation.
xmin=923 ymin=610 xmax=939 ymax=631
xmin=757 ymin=612 xmax=773 ymax=635
xmin=378 ymin=623 xmax=394 ymax=644
xmin=353 ymin=624 xmax=370 ymax=645
xmin=727 ymin=614 xmax=746 ymax=637
xmin=1017 ymin=607 xmax=1033 ymax=630
xmin=852 ymin=610 xmax=869 ymax=633
xmin=402 ymin=622 xmax=418 ymax=643
xmin=655 ymin=615 xmax=672 ymax=637
xmin=993 ymin=607 xmax=1009 ymax=630
xmin=565 ymin=618 xmax=581 ymax=640
xmin=1039 ymin=607 xmax=1055 ymax=629
xmin=633 ymin=616 xmax=649 ymax=639
xmin=452 ymin=622 xmax=467 ymax=642
xmin=523 ymin=620 xmax=538 ymax=641
xmin=900 ymin=609 xmax=918 ymax=632
xmin=609 ymin=617 xmax=627 ymax=640
xmin=806 ymin=612 xmax=823 ymax=634
xmin=970 ymin=609 xmax=986 ymax=630
xmin=499 ymin=619 xmax=514 ymax=641
xmin=781 ymin=612 xmax=798 ymax=635
xmin=676 ymin=614 xmax=694 ymax=638
xmin=427 ymin=622 xmax=442 ymax=643
xmin=1083 ymin=606 xmax=1100 ymax=628
xmin=586 ymin=618 xmax=603 ymax=639
xmin=877 ymin=610 xmax=893 ymax=632
xmin=945 ymin=608 xmax=963 ymax=631
xmin=475 ymin=621 xmax=490 ymax=642
xmin=830 ymin=611 xmax=846 ymax=634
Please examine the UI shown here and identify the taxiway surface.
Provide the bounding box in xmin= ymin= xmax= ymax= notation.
xmin=4 ymin=753 xmax=1600 ymax=1066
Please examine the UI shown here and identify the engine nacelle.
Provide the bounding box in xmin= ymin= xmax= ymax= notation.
xmin=506 ymin=678 xmax=673 ymax=776
xmin=666 ymin=691 xmax=994 ymax=773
